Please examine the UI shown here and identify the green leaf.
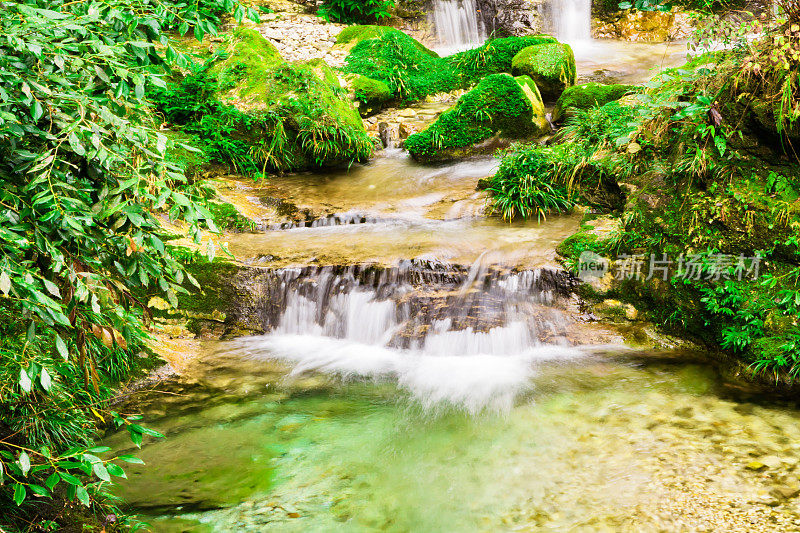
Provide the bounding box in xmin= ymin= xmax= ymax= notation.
xmin=43 ymin=279 xmax=60 ymax=297
xmin=55 ymin=334 xmax=68 ymax=361
xmin=92 ymin=462 xmax=111 ymax=482
xmin=13 ymin=484 xmax=26 ymax=506
xmin=59 ymin=472 xmax=82 ymax=486
xmin=117 ymin=454 xmax=144 ymax=465
xmin=75 ymin=485 xmax=90 ymax=507
xmin=45 ymin=472 xmax=60 ymax=490
xmin=40 ymin=367 xmax=52 ymax=391
xmin=106 ymin=463 xmax=126 ymax=478
xmin=19 ymin=368 xmax=32 ymax=393
xmin=0 ymin=271 xmax=11 ymax=295
xmin=28 ymin=484 xmax=50 ymax=497
xmin=19 ymin=452 xmax=31 ymax=476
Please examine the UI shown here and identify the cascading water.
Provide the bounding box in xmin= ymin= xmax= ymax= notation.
xmin=226 ymin=261 xmax=581 ymax=412
xmin=430 ymin=0 xmax=487 ymax=52
xmin=549 ymin=0 xmax=592 ymax=44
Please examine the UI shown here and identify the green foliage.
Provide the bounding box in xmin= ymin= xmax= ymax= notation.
xmin=154 ymin=39 xmax=373 ymax=173
xmin=318 ymin=0 xmax=395 ymax=23
xmin=0 ymin=0 xmax=259 ymax=528
xmin=486 ymin=148 xmax=576 ymax=221
xmin=336 ymin=24 xmax=394 ymax=45
xmin=404 ymin=74 xmax=541 ymax=161
xmin=150 ymin=65 xmax=263 ymax=174
xmin=553 ymin=83 xmax=639 ymax=121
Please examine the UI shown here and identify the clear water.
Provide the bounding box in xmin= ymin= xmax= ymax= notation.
xmin=105 ymin=37 xmax=800 ymax=533
xmin=107 ymin=349 xmax=800 ymax=532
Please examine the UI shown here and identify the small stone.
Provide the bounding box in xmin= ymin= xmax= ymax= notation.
xmin=746 ymin=461 xmax=767 ymax=471
xmin=761 ymin=455 xmax=784 ymax=469
xmin=770 ymin=485 xmax=800 ymax=500
xmin=397 ymin=108 xmax=417 ymax=118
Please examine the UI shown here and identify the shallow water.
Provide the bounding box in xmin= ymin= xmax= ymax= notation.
xmin=109 ymin=348 xmax=800 ymax=532
xmin=111 ymin=38 xmax=800 ymax=532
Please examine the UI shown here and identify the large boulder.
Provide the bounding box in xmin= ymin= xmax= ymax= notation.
xmin=511 ymin=42 xmax=576 ymax=101
xmin=404 ymin=73 xmax=547 ymax=162
xmin=343 ymin=31 xmax=557 ymax=109
xmin=346 ymin=74 xmax=393 ymax=116
xmin=212 ymin=28 xmax=373 ymax=171
xmin=552 ymin=82 xmax=639 ymax=121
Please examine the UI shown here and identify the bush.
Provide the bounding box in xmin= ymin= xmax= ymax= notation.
xmin=318 ymin=0 xmax=395 ymax=23
xmin=486 ymin=144 xmax=576 ymax=221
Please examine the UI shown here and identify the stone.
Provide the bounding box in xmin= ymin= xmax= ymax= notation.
xmin=746 ymin=461 xmax=767 ymax=471
xmin=771 ymin=485 xmax=800 ymax=500
xmin=404 ymin=74 xmax=547 ymax=162
xmin=552 ymin=82 xmax=640 ymax=122
xmin=511 ymin=42 xmax=576 ymax=101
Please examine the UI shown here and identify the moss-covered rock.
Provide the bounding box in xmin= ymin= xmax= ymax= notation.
xmin=336 ymin=25 xmax=438 ymax=56
xmin=404 ymin=74 xmax=546 ymax=162
xmin=346 ymin=74 xmax=393 ymax=116
xmin=552 ymin=82 xmax=639 ymax=121
xmin=447 ymin=35 xmax=558 ymax=84
xmin=211 ymin=29 xmax=373 ymax=170
xmin=511 ymin=42 xmax=576 ymax=101
xmin=343 ymin=31 xmax=558 ymax=110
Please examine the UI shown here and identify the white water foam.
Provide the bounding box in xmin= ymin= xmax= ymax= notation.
xmin=233 ymin=334 xmax=582 ymax=413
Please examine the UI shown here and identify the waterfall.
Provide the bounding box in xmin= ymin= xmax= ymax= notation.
xmin=430 ymin=0 xmax=487 ymax=52
xmin=549 ymin=0 xmax=592 ymax=44
xmin=227 ymin=262 xmax=582 ymax=412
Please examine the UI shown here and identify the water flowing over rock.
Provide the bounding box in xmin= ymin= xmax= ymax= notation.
xmin=429 ymin=0 xmax=487 ymax=51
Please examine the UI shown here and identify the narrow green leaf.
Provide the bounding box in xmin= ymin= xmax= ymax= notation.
xmin=75 ymin=485 xmax=90 ymax=507
xmin=40 ymin=367 xmax=52 ymax=391
xmin=92 ymin=462 xmax=110 ymax=482
xmin=0 ymin=271 xmax=11 ymax=295
xmin=55 ymin=334 xmax=68 ymax=361
xmin=117 ymin=455 xmax=144 ymax=465
xmin=19 ymin=368 xmax=32 ymax=393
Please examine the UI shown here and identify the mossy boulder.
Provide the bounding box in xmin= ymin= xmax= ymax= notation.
xmin=552 ymin=82 xmax=639 ymax=121
xmin=336 ymin=25 xmax=438 ymax=56
xmin=446 ymin=34 xmax=558 ymax=84
xmin=346 ymin=74 xmax=393 ymax=116
xmin=404 ymin=74 xmax=546 ymax=162
xmin=343 ymin=32 xmax=558 ymax=109
xmin=511 ymin=42 xmax=576 ymax=101
xmin=212 ymin=28 xmax=373 ymax=170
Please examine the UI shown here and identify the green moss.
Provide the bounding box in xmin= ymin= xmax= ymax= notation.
xmin=349 ymin=74 xmax=393 ymax=115
xmin=344 ymin=30 xmax=458 ymax=102
xmin=553 ymin=83 xmax=640 ymax=121
xmin=336 ymin=24 xmax=393 ymax=45
xmin=343 ymin=32 xmax=560 ymax=109
xmin=511 ymin=42 xmax=576 ymax=100
xmin=201 ymin=30 xmax=373 ymax=171
xmin=447 ymin=35 xmax=558 ymax=84
xmin=404 ymin=74 xmax=543 ymax=162
xmin=336 ymin=25 xmax=438 ymax=56
xmin=210 ymin=27 xmax=283 ymax=99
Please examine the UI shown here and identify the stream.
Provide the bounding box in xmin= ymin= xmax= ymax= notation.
xmin=105 ymin=40 xmax=800 ymax=532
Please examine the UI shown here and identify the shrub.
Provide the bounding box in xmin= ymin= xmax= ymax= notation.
xmin=318 ymin=0 xmax=395 ymax=23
